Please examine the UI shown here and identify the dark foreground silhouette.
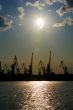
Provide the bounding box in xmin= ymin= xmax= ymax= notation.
xmin=0 ymin=73 xmax=73 ymax=81
xmin=0 ymin=51 xmax=73 ymax=81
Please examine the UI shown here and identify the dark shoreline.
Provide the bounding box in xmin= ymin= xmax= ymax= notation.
xmin=0 ymin=74 xmax=73 ymax=81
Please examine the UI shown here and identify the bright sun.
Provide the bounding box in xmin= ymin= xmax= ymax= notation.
xmin=36 ymin=17 xmax=45 ymax=29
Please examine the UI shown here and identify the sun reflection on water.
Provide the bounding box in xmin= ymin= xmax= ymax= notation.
xmin=28 ymin=81 xmax=48 ymax=87
xmin=20 ymin=81 xmax=55 ymax=110
xmin=0 ymin=81 xmax=72 ymax=110
xmin=3 ymin=81 xmax=64 ymax=110
xmin=15 ymin=81 xmax=64 ymax=110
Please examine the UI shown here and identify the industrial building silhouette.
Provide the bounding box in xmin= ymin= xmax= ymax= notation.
xmin=0 ymin=51 xmax=73 ymax=81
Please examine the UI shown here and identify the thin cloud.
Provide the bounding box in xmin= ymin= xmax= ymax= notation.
xmin=53 ymin=17 xmax=73 ymax=27
xmin=46 ymin=0 xmax=73 ymax=6
xmin=46 ymin=0 xmax=63 ymax=5
xmin=0 ymin=4 xmax=2 ymax=11
xmin=26 ymin=1 xmax=45 ymax=10
xmin=53 ymin=21 xmax=65 ymax=27
xmin=66 ymin=17 xmax=73 ymax=26
xmin=0 ymin=16 xmax=13 ymax=31
xmin=17 ymin=7 xmax=25 ymax=19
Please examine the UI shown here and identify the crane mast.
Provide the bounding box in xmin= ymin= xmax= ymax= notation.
xmin=0 ymin=61 xmax=1 ymax=72
xmin=46 ymin=51 xmax=51 ymax=75
xmin=38 ymin=60 xmax=45 ymax=75
xmin=28 ymin=52 xmax=33 ymax=75
xmin=4 ymin=64 xmax=8 ymax=73
xmin=10 ymin=56 xmax=18 ymax=74
xmin=22 ymin=63 xmax=27 ymax=74
xmin=60 ymin=60 xmax=68 ymax=74
xmin=31 ymin=52 xmax=33 ymax=68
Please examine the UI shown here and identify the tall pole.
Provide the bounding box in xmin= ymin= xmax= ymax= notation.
xmin=28 ymin=52 xmax=33 ymax=75
xmin=31 ymin=52 xmax=33 ymax=69
xmin=46 ymin=51 xmax=51 ymax=75
xmin=49 ymin=51 xmax=51 ymax=71
xmin=0 ymin=61 xmax=1 ymax=73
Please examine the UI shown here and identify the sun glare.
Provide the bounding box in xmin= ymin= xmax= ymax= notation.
xmin=28 ymin=81 xmax=48 ymax=87
xmin=36 ymin=17 xmax=45 ymax=29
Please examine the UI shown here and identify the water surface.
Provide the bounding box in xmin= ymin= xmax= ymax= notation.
xmin=0 ymin=81 xmax=73 ymax=110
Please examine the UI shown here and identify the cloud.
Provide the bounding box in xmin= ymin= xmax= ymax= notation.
xmin=56 ymin=0 xmax=73 ymax=16
xmin=66 ymin=17 xmax=73 ymax=25
xmin=7 ymin=14 xmax=17 ymax=22
xmin=17 ymin=7 xmax=25 ymax=19
xmin=0 ymin=4 xmax=2 ymax=11
xmin=46 ymin=0 xmax=63 ymax=5
xmin=53 ymin=21 xmax=65 ymax=27
xmin=46 ymin=0 xmax=73 ymax=6
xmin=25 ymin=0 xmax=73 ymax=16
xmin=56 ymin=6 xmax=73 ymax=16
xmin=53 ymin=17 xmax=73 ymax=27
xmin=0 ymin=16 xmax=13 ymax=31
xmin=43 ymin=0 xmax=73 ymax=16
xmin=26 ymin=1 xmax=45 ymax=10
xmin=64 ymin=0 xmax=73 ymax=7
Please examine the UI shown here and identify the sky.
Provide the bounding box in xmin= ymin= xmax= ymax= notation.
xmin=0 ymin=0 xmax=73 ymax=74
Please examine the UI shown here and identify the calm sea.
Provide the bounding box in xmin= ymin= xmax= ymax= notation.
xmin=0 ymin=81 xmax=73 ymax=110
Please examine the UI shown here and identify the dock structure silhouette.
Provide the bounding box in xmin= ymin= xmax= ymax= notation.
xmin=0 ymin=51 xmax=73 ymax=81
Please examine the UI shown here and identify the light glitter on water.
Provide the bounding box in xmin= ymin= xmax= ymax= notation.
xmin=0 ymin=81 xmax=73 ymax=110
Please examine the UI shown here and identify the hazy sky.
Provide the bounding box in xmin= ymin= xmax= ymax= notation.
xmin=0 ymin=0 xmax=73 ymax=73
